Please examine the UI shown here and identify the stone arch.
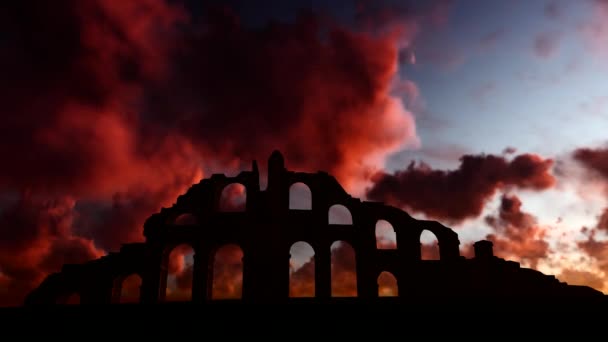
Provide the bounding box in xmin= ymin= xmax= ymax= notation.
xmin=174 ymin=213 xmax=197 ymax=225
xmin=219 ymin=183 xmax=247 ymax=212
xmin=116 ymin=273 xmax=142 ymax=303
xmin=420 ymin=230 xmax=440 ymax=260
xmin=330 ymin=241 xmax=357 ymax=297
xmin=377 ymin=271 xmax=398 ymax=297
xmin=375 ymin=220 xmax=396 ymax=249
xmin=289 ymin=182 xmax=312 ymax=210
xmin=289 ymin=241 xmax=315 ymax=297
xmin=164 ymin=244 xmax=195 ymax=302
xmin=210 ymin=244 xmax=244 ymax=299
xmin=328 ymin=204 xmax=353 ymax=225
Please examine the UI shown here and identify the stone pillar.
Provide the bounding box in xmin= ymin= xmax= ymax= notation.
xmin=356 ymin=265 xmax=376 ymax=299
xmin=111 ymin=277 xmax=123 ymax=304
xmin=192 ymin=249 xmax=210 ymax=303
xmin=439 ymin=240 xmax=461 ymax=261
xmin=355 ymin=247 xmax=376 ymax=299
xmin=81 ymin=276 xmax=113 ymax=304
xmin=315 ymin=247 xmax=331 ymax=299
xmin=140 ymin=250 xmax=165 ymax=304
xmin=241 ymin=253 xmax=252 ymax=301
xmin=474 ymin=240 xmax=494 ymax=260
xmin=399 ymin=229 xmax=423 ymax=261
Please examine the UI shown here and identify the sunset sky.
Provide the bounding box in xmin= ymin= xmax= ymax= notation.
xmin=3 ymin=0 xmax=608 ymax=306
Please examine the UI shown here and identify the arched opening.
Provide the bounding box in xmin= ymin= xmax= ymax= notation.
xmin=119 ymin=274 xmax=142 ymax=303
xmin=328 ymin=204 xmax=353 ymax=225
xmin=174 ymin=213 xmax=197 ymax=225
xmin=211 ymin=244 xmax=244 ymax=299
xmin=420 ymin=230 xmax=440 ymax=260
xmin=289 ymin=241 xmax=315 ymax=297
xmin=289 ymin=182 xmax=312 ymax=210
xmin=376 ymin=220 xmax=397 ymax=249
xmin=219 ymin=183 xmax=247 ymax=212
xmin=377 ymin=271 xmax=398 ymax=297
xmin=65 ymin=293 xmax=80 ymax=305
xmin=330 ymin=241 xmax=357 ymax=297
xmin=165 ymin=244 xmax=194 ymax=302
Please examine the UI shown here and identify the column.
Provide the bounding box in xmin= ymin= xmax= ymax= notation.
xmin=192 ymin=249 xmax=210 ymax=303
xmin=315 ymin=247 xmax=331 ymax=299
xmin=140 ymin=250 xmax=165 ymax=304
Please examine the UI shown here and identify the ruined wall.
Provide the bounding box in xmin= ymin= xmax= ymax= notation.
xmin=29 ymin=151 xmax=587 ymax=305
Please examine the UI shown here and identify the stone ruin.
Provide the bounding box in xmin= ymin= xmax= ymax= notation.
xmin=25 ymin=151 xmax=604 ymax=305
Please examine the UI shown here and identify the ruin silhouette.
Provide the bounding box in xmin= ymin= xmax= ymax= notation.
xmin=23 ymin=150 xmax=607 ymax=309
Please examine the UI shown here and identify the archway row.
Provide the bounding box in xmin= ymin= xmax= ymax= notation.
xmin=162 ymin=243 xmax=244 ymax=302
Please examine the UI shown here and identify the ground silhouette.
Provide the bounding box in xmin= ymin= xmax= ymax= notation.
xmin=16 ymin=150 xmax=608 ymax=317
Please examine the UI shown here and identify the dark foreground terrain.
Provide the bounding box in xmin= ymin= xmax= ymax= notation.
xmin=2 ymin=296 xmax=607 ymax=333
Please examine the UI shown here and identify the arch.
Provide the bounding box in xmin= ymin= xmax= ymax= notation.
xmin=330 ymin=241 xmax=357 ymax=297
xmin=420 ymin=230 xmax=440 ymax=260
xmin=118 ymin=274 xmax=142 ymax=303
xmin=165 ymin=244 xmax=194 ymax=302
xmin=375 ymin=220 xmax=396 ymax=249
xmin=377 ymin=271 xmax=398 ymax=297
xmin=219 ymin=183 xmax=247 ymax=212
xmin=328 ymin=204 xmax=353 ymax=225
xmin=289 ymin=182 xmax=312 ymax=210
xmin=289 ymin=241 xmax=315 ymax=297
xmin=211 ymin=244 xmax=244 ymax=299
xmin=174 ymin=213 xmax=197 ymax=225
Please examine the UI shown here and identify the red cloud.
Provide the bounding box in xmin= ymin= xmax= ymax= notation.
xmin=0 ymin=193 xmax=104 ymax=306
xmin=484 ymin=194 xmax=549 ymax=269
xmin=574 ymin=147 xmax=608 ymax=180
xmin=0 ymin=1 xmax=192 ymax=197
xmin=574 ymin=146 xmax=608 ymax=234
xmin=0 ymin=1 xmax=431 ymax=306
xmin=576 ymin=229 xmax=608 ymax=292
xmin=366 ymin=152 xmax=555 ymax=223
xmin=288 ymin=242 xmax=359 ymax=298
xmin=290 ymin=259 xmax=315 ymax=297
xmin=153 ymin=7 xmax=419 ymax=191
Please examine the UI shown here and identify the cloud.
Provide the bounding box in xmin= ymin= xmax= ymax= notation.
xmin=594 ymin=208 xmax=608 ymax=232
xmin=503 ymin=147 xmax=517 ymax=155
xmin=571 ymin=145 xmax=608 ymax=292
xmin=557 ymin=268 xmax=605 ymax=291
xmin=289 ymin=258 xmax=315 ymax=297
xmin=366 ymin=152 xmax=555 ymax=223
xmin=573 ymin=146 xmax=608 ymax=181
xmin=533 ymin=31 xmax=561 ymax=59
xmin=0 ymin=0 xmax=424 ymax=197
xmin=209 ymin=245 xmax=244 ymax=300
xmin=0 ymin=1 xmax=192 ymax=197
xmin=0 ymin=193 xmax=104 ymax=306
xmin=377 ymin=271 xmax=398 ymax=296
xmin=421 ymin=242 xmax=440 ymax=260
xmin=152 ymin=6 xmax=422 ymax=192
xmin=0 ymin=0 xmax=435 ymax=306
xmin=288 ymin=242 xmax=359 ymax=297
xmin=74 ymin=171 xmax=200 ymax=252
xmin=2 ymin=0 xmax=424 ymax=195
xmin=484 ymin=194 xmax=549 ymax=269
xmin=576 ymin=229 xmax=608 ymax=292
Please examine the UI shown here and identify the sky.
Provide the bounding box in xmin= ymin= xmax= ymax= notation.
xmin=3 ymin=0 xmax=608 ymax=305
